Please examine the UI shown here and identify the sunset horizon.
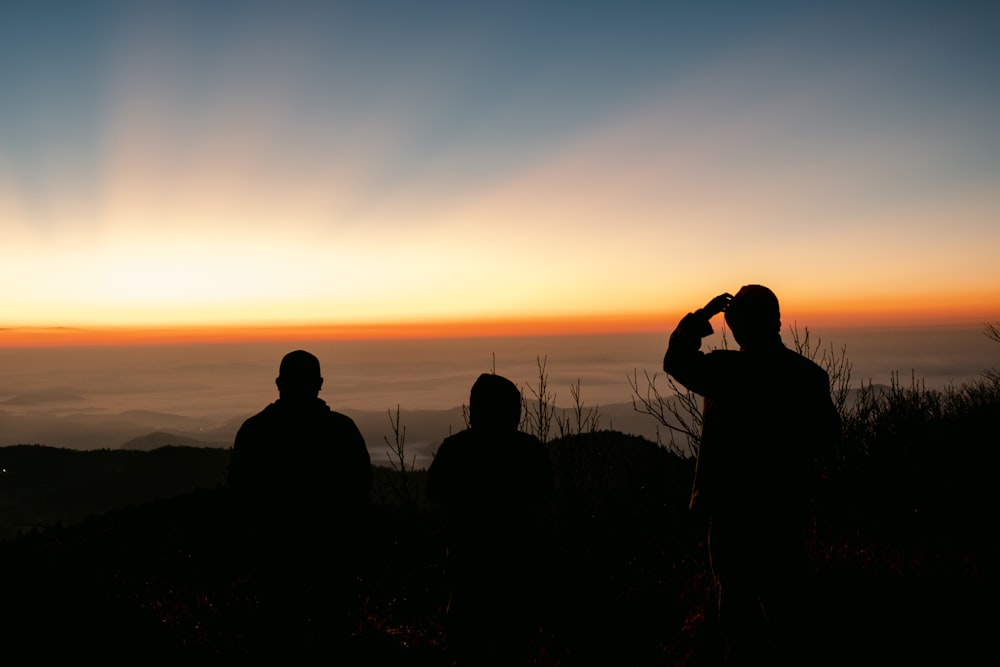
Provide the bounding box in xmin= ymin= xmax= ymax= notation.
xmin=2 ymin=2 xmax=997 ymax=349
xmin=1 ymin=304 xmax=994 ymax=349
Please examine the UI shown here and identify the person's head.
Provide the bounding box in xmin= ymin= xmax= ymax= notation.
xmin=276 ymin=350 xmax=323 ymax=400
xmin=724 ymin=284 xmax=781 ymax=349
xmin=469 ymin=373 xmax=521 ymax=431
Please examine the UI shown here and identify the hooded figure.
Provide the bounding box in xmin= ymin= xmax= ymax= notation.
xmin=427 ymin=373 xmax=554 ymax=665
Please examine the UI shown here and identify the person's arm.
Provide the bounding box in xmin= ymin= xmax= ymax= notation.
xmin=814 ymin=370 xmax=842 ymax=478
xmin=810 ymin=369 xmax=842 ymax=536
xmin=228 ymin=420 xmax=254 ymax=493
xmin=662 ymin=293 xmax=731 ymax=393
xmin=228 ymin=418 xmax=265 ymax=537
xmin=425 ymin=438 xmax=453 ymax=504
xmin=343 ymin=417 xmax=373 ymax=499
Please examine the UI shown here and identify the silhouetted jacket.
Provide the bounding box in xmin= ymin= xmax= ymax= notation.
xmin=427 ymin=427 xmax=553 ymax=553
xmin=664 ymin=311 xmax=839 ymax=528
xmin=230 ymin=398 xmax=372 ymax=537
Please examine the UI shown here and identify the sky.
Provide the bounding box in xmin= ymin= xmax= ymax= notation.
xmin=1 ymin=1 xmax=998 ymax=343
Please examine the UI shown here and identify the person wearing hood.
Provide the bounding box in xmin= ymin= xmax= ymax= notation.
xmin=427 ymin=373 xmax=554 ymax=666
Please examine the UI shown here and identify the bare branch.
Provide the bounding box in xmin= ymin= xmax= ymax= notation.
xmin=985 ymin=322 xmax=1000 ymax=344
xmin=555 ymin=378 xmax=601 ymax=437
xmin=383 ymin=405 xmax=415 ymax=509
xmin=523 ymin=356 xmax=556 ymax=443
xmin=628 ymin=369 xmax=701 ymax=457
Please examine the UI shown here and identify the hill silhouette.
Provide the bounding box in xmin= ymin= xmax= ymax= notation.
xmin=120 ymin=430 xmax=231 ymax=451
xmin=0 ymin=444 xmax=230 ymax=540
xmin=0 ymin=421 xmax=993 ymax=664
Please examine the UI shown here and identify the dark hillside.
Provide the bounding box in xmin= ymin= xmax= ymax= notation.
xmin=0 ymin=424 xmax=994 ymax=663
xmin=0 ymin=444 xmax=230 ymax=540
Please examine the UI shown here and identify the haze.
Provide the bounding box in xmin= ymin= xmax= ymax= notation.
xmin=1 ymin=327 xmax=995 ymax=468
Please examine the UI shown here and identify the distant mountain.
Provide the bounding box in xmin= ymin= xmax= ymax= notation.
xmin=3 ymin=389 xmax=86 ymax=404
xmin=63 ymin=409 xmax=217 ymax=431
xmin=1 ymin=398 xmax=671 ymax=465
xmin=120 ymin=431 xmax=230 ymax=451
xmin=0 ymin=408 xmax=242 ymax=451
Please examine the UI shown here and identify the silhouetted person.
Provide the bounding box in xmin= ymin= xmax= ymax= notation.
xmin=426 ymin=373 xmax=554 ymax=666
xmin=229 ymin=350 xmax=372 ymax=657
xmin=663 ymin=286 xmax=840 ymax=665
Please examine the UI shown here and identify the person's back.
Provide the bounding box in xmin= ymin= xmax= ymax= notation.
xmin=690 ymin=342 xmax=834 ymax=526
xmin=229 ymin=350 xmax=372 ymax=656
xmin=231 ymin=397 xmax=372 ymax=533
xmin=428 ymin=427 xmax=551 ymax=542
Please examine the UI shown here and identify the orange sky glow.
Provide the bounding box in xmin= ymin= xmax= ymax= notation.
xmin=1 ymin=297 xmax=994 ymax=350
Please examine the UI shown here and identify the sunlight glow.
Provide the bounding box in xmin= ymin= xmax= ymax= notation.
xmin=1 ymin=3 xmax=997 ymax=341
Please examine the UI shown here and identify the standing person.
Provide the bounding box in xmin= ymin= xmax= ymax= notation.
xmin=229 ymin=350 xmax=372 ymax=657
xmin=426 ymin=373 xmax=554 ymax=666
xmin=663 ymin=285 xmax=840 ymax=665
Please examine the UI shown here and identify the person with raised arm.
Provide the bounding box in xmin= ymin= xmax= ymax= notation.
xmin=664 ymin=285 xmax=840 ymax=665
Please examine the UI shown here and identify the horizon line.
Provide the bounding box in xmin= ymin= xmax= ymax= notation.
xmin=0 ymin=310 xmax=992 ymax=348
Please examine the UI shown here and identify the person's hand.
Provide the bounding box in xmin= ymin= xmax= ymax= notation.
xmin=702 ymin=293 xmax=732 ymax=318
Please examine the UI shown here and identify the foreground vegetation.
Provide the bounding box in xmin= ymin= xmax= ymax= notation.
xmin=0 ymin=328 xmax=996 ymax=664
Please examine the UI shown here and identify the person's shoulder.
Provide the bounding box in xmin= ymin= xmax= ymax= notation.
xmin=428 ymin=429 xmax=473 ymax=471
xmin=513 ymin=430 xmax=544 ymax=446
xmin=326 ymin=408 xmax=358 ymax=425
xmin=438 ymin=429 xmax=474 ymax=449
xmin=324 ymin=408 xmax=365 ymax=436
xmin=512 ymin=431 xmax=549 ymax=457
xmin=782 ymin=347 xmax=830 ymax=380
xmin=237 ymin=402 xmax=278 ymax=429
xmin=232 ymin=403 xmax=280 ymax=450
